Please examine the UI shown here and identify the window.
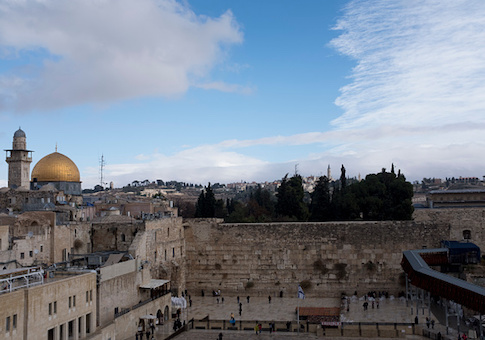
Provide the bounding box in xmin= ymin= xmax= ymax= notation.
xmin=40 ymin=245 xmax=43 ymax=252
xmin=29 ymin=250 xmax=33 ymax=257
xmin=54 ymin=301 xmax=57 ymax=314
xmin=69 ymin=296 xmax=72 ymax=308
xmin=172 ymin=248 xmax=175 ymax=258
xmin=49 ymin=303 xmax=52 ymax=315
xmin=90 ymin=290 xmax=93 ymax=301
xmin=463 ymin=230 xmax=472 ymax=240
xmin=20 ymin=252 xmax=25 ymax=259
xmin=86 ymin=291 xmax=89 ymax=303
xmin=12 ymin=314 xmax=16 ymax=329
xmin=73 ymin=295 xmax=76 ymax=307
xmin=6 ymin=316 xmax=10 ymax=332
xmin=165 ymin=249 xmax=167 ymax=261
xmin=121 ymin=234 xmax=126 ymax=242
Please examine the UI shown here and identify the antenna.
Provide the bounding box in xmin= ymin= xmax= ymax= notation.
xmin=99 ymin=154 xmax=106 ymax=188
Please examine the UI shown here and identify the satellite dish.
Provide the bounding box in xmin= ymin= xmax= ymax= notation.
xmin=27 ymin=231 xmax=33 ymax=238
xmin=34 ymin=249 xmax=39 ymax=254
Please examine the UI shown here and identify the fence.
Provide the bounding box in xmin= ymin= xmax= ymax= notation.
xmin=190 ymin=318 xmax=418 ymax=338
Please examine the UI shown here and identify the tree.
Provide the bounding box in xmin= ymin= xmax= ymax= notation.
xmin=340 ymin=165 xmax=347 ymax=192
xmin=352 ymin=168 xmax=414 ymax=220
xmin=275 ymin=174 xmax=309 ymax=221
xmin=331 ymin=165 xmax=359 ymax=220
xmin=309 ymin=176 xmax=332 ymax=221
xmin=195 ymin=183 xmax=216 ymax=217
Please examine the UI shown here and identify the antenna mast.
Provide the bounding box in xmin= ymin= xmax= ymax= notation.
xmin=99 ymin=154 xmax=106 ymax=188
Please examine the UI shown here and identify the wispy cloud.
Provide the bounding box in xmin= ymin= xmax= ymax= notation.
xmin=0 ymin=0 xmax=243 ymax=112
xmin=330 ymin=0 xmax=485 ymax=130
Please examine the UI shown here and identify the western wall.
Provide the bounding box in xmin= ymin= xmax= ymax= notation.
xmin=183 ymin=208 xmax=485 ymax=298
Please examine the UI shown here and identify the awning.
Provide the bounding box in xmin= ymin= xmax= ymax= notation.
xmin=140 ymin=314 xmax=157 ymax=319
xmin=102 ymin=253 xmax=124 ymax=267
xmin=139 ymin=279 xmax=170 ymax=289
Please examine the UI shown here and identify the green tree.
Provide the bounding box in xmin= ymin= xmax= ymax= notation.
xmin=309 ymin=176 xmax=332 ymax=221
xmin=275 ymin=174 xmax=309 ymax=221
xmin=195 ymin=183 xmax=216 ymax=217
xmin=352 ymin=168 xmax=414 ymax=220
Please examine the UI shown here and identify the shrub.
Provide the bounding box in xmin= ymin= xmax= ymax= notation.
xmin=313 ymin=259 xmax=329 ymax=275
xmin=364 ymin=261 xmax=376 ymax=272
xmin=334 ymin=263 xmax=347 ymax=281
xmin=245 ymin=281 xmax=254 ymax=289
xmin=73 ymin=239 xmax=83 ymax=249
xmin=300 ymin=280 xmax=312 ymax=290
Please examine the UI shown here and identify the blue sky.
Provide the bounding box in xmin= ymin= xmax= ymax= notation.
xmin=1 ymin=0 xmax=485 ymax=189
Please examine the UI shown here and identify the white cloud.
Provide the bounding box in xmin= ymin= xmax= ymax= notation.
xmin=0 ymin=0 xmax=243 ymax=112
xmin=81 ymin=144 xmax=269 ymax=187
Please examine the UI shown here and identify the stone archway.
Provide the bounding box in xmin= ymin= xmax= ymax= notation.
xmin=157 ymin=309 xmax=163 ymax=325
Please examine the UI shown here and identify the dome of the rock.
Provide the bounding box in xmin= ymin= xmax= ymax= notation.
xmin=31 ymin=152 xmax=80 ymax=183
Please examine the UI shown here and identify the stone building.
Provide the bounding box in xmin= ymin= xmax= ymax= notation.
xmin=0 ymin=268 xmax=97 ymax=340
xmin=0 ymin=211 xmax=67 ymax=270
xmin=427 ymin=189 xmax=485 ymax=208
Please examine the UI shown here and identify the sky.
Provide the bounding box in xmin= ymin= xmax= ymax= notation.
xmin=1 ymin=0 xmax=485 ymax=189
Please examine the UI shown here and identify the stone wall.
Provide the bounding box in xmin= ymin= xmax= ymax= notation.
xmin=98 ymin=269 xmax=140 ymax=327
xmin=183 ymin=219 xmax=450 ymax=298
xmin=91 ymin=220 xmax=143 ymax=252
xmin=414 ymin=207 xmax=485 ymax=250
xmin=144 ymin=217 xmax=186 ymax=295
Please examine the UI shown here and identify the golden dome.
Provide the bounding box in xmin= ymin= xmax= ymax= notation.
xmin=31 ymin=152 xmax=81 ymax=182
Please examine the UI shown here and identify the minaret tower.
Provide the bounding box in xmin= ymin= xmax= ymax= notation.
xmin=5 ymin=128 xmax=33 ymax=189
xmin=327 ymin=164 xmax=332 ymax=180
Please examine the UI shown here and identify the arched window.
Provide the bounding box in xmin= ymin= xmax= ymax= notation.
xmin=121 ymin=234 xmax=126 ymax=242
xmin=463 ymin=230 xmax=471 ymax=240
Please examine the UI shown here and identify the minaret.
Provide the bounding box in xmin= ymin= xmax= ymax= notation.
xmin=327 ymin=164 xmax=332 ymax=180
xmin=5 ymin=128 xmax=33 ymax=189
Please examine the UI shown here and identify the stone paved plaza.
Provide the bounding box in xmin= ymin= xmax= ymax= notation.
xmin=135 ymin=295 xmax=455 ymax=340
